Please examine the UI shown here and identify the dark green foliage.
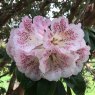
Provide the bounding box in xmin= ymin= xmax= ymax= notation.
xmin=54 ymin=81 xmax=67 ymax=95
xmin=84 ymin=27 xmax=95 ymax=51
xmin=24 ymin=80 xmax=67 ymax=95
xmin=64 ymin=73 xmax=86 ymax=95
xmin=0 ymin=87 xmax=6 ymax=95
xmin=37 ymin=79 xmax=56 ymax=95
xmin=0 ymin=47 xmax=11 ymax=61
xmin=9 ymin=61 xmax=16 ymax=74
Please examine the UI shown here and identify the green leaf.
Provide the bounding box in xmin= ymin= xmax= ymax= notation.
xmin=9 ymin=61 xmax=16 ymax=74
xmin=89 ymin=36 xmax=95 ymax=51
xmin=37 ymin=79 xmax=57 ymax=95
xmin=87 ymin=27 xmax=95 ymax=33
xmin=84 ymin=30 xmax=90 ymax=45
xmin=16 ymin=68 xmax=35 ymax=89
xmin=25 ymin=82 xmax=37 ymax=95
xmin=54 ymin=81 xmax=67 ymax=95
xmin=0 ymin=87 xmax=6 ymax=94
xmin=67 ymin=86 xmax=72 ymax=95
xmin=84 ymin=27 xmax=95 ymax=50
xmin=89 ymin=31 xmax=95 ymax=50
xmin=64 ymin=73 xmax=86 ymax=95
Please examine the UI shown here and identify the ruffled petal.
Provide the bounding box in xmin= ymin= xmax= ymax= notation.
xmin=72 ymin=46 xmax=90 ymax=75
xmin=6 ymin=29 xmax=17 ymax=58
xmin=76 ymin=46 xmax=90 ymax=64
xmin=63 ymin=39 xmax=86 ymax=51
xmin=19 ymin=16 xmax=33 ymax=31
xmin=12 ymin=28 xmax=43 ymax=53
xmin=42 ymin=69 xmax=62 ymax=81
xmin=51 ymin=16 xmax=68 ymax=33
xmin=33 ymin=16 xmax=51 ymax=36
xmin=73 ymin=63 xmax=83 ymax=75
xmin=62 ymin=24 xmax=84 ymax=42
xmin=39 ymin=47 xmax=77 ymax=81
xmin=61 ymin=63 xmax=76 ymax=78
xmin=14 ymin=50 xmax=41 ymax=81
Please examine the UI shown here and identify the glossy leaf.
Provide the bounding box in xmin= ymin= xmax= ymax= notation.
xmin=37 ymin=79 xmax=56 ymax=95
xmin=54 ymin=81 xmax=67 ymax=95
xmin=64 ymin=73 xmax=86 ymax=95
xmin=16 ymin=68 xmax=35 ymax=89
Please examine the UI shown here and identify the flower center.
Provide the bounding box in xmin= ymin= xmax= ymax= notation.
xmin=49 ymin=53 xmax=57 ymax=62
xmin=51 ymin=34 xmax=63 ymax=45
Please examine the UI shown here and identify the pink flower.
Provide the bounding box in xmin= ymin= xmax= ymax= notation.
xmin=6 ymin=15 xmax=90 ymax=81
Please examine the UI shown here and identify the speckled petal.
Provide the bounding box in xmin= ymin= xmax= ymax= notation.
xmin=14 ymin=50 xmax=41 ymax=81
xmin=39 ymin=47 xmax=77 ymax=81
xmin=51 ymin=16 xmax=68 ymax=33
xmin=19 ymin=16 xmax=33 ymax=31
xmin=12 ymin=28 xmax=43 ymax=53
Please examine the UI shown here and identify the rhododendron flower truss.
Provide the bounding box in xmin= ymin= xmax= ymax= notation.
xmin=6 ymin=16 xmax=90 ymax=81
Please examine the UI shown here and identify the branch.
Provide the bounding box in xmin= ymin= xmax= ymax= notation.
xmin=85 ymin=63 xmax=95 ymax=79
xmin=0 ymin=0 xmax=3 ymax=2
xmin=68 ymin=0 xmax=83 ymax=23
xmin=80 ymin=1 xmax=95 ymax=26
xmin=67 ymin=86 xmax=72 ymax=95
xmin=6 ymin=72 xmax=16 ymax=95
xmin=39 ymin=0 xmax=60 ymax=16
xmin=0 ymin=72 xmax=9 ymax=78
xmin=0 ymin=61 xmax=7 ymax=70
xmin=12 ymin=84 xmax=24 ymax=95
xmin=0 ymin=0 xmax=36 ymax=28
xmin=75 ymin=0 xmax=90 ymax=24
xmin=53 ymin=2 xmax=67 ymax=18
xmin=40 ymin=0 xmax=50 ymax=16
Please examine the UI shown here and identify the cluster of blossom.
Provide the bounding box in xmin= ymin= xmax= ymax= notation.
xmin=6 ymin=16 xmax=90 ymax=81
